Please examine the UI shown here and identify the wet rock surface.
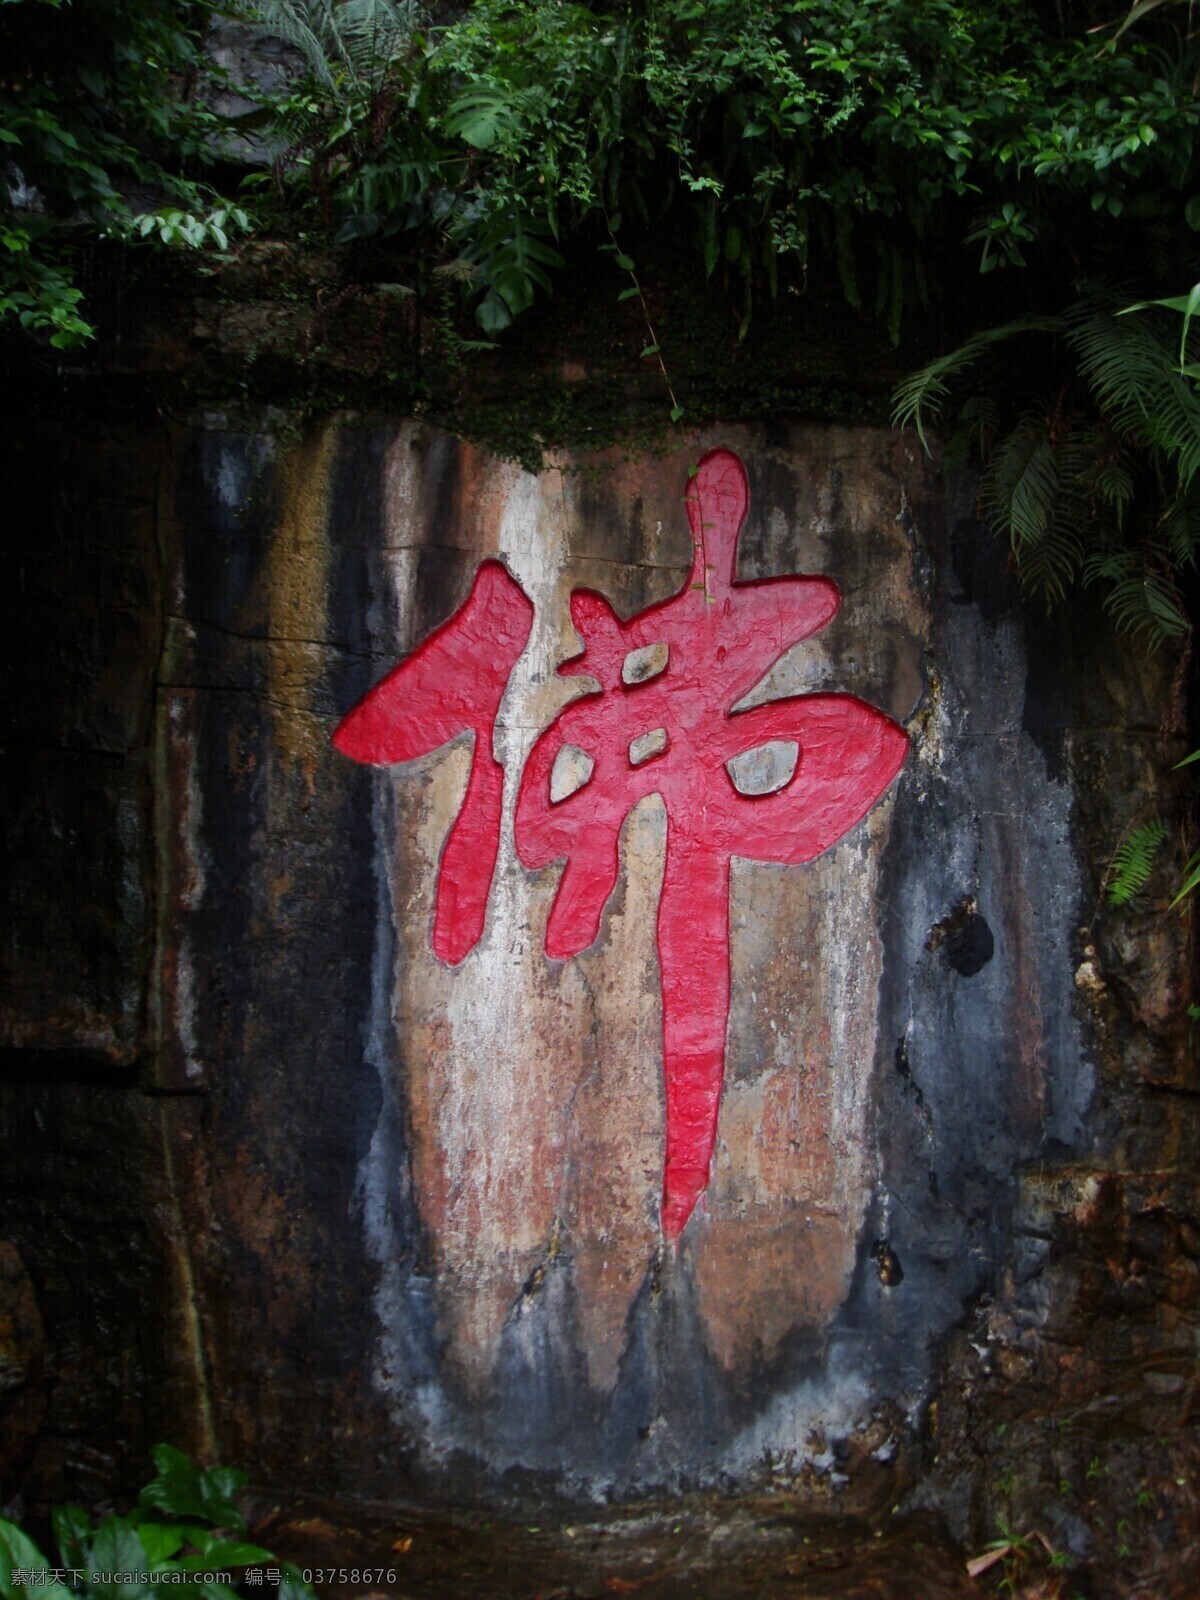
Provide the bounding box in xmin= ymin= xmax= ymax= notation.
xmin=252 ymin=1499 xmax=976 ymax=1600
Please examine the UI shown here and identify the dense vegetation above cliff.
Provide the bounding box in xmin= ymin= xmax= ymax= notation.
xmin=3 ymin=2 xmax=1200 ymax=636
xmin=4 ymin=2 xmax=1199 ymax=343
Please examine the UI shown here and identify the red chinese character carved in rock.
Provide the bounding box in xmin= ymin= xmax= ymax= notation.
xmin=334 ymin=450 xmax=907 ymax=1237
xmin=332 ymin=561 xmax=534 ymax=965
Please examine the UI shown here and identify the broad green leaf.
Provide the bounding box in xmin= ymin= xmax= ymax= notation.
xmin=0 ymin=1518 xmax=68 ymax=1600
xmin=141 ymin=1446 xmax=208 ymax=1521
xmin=443 ymin=89 xmax=517 ymax=150
xmin=1130 ymin=294 xmax=1199 ymax=316
xmin=476 ymin=290 xmax=512 ymax=333
xmin=176 ymin=1540 xmax=272 ymax=1569
xmin=78 ymin=65 xmax=106 ymax=99
xmin=89 ymin=1517 xmax=155 ymax=1600
xmin=174 ymin=1525 xmax=217 ymax=1550
xmin=50 ymin=1506 xmax=90 ymax=1572
xmin=702 ymin=199 xmax=719 ymax=278
xmin=277 ymin=1566 xmax=318 ymax=1600
xmin=135 ymin=1523 xmax=186 ymax=1565
xmin=449 ymin=109 xmax=500 ymax=147
xmin=1112 ymin=0 xmax=1170 ymax=42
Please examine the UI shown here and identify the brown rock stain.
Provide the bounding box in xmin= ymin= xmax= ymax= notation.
xmin=152 ymin=688 xmax=208 ymax=1088
xmin=214 ymin=1144 xmax=301 ymax=1340
xmin=264 ymin=425 xmax=337 ymax=789
xmin=693 ymin=1213 xmax=856 ymax=1370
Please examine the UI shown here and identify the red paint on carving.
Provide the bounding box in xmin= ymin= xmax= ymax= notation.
xmin=334 ymin=452 xmax=907 ymax=1238
xmin=515 ymin=450 xmax=907 ymax=1235
xmin=333 ymin=561 xmax=534 ymax=965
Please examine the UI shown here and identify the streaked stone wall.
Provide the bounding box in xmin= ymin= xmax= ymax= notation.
xmin=3 ymin=413 xmax=1191 ymax=1519
xmin=145 ymin=420 xmax=1091 ymax=1498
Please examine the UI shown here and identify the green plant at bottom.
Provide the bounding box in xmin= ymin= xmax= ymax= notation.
xmin=966 ymin=1521 xmax=1071 ymax=1594
xmin=0 ymin=1446 xmax=314 ymax=1600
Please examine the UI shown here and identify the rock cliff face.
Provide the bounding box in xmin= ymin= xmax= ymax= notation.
xmin=1 ymin=408 xmax=1195 ymax=1568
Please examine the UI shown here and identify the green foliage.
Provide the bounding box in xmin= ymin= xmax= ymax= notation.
xmin=462 ymin=206 xmax=564 ymax=332
xmin=1127 ymin=282 xmax=1200 ymax=377
xmin=891 ymin=318 xmax=1061 ymax=450
xmin=1169 ymin=747 xmax=1200 ymax=908
xmin=1074 ymin=302 xmax=1200 ymax=486
xmin=893 ymin=291 xmax=1200 ymax=645
xmin=253 ymin=1 xmax=418 ymax=96
xmin=128 ymin=204 xmax=250 ymax=251
xmin=966 ymin=1520 xmax=1068 ymax=1591
xmin=239 ymin=0 xmax=1200 ymax=336
xmin=0 ymin=236 xmax=93 ymax=349
xmin=1107 ymin=819 xmax=1168 ymax=904
xmin=0 ymin=0 xmax=251 ymax=345
xmin=5 ymin=1 xmax=1200 ymax=354
xmin=0 ymin=1448 xmax=314 ymax=1600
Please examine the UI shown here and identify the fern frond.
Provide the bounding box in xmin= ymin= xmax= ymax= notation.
xmin=255 ymin=0 xmax=417 ymax=96
xmin=337 ymin=0 xmax=418 ymax=80
xmin=1107 ymin=819 xmax=1168 ymax=906
xmin=1016 ymin=516 xmax=1087 ymax=603
xmin=1068 ymin=307 xmax=1200 ymax=485
xmin=1006 ymin=431 xmax=1058 ymax=549
xmin=982 ymin=414 xmax=1110 ymax=602
xmin=890 ymin=317 xmax=1061 ymax=451
xmin=1098 ymin=566 xmax=1188 ymax=647
xmin=1082 ymin=541 xmax=1132 ymax=586
xmin=254 ymin=0 xmax=337 ymax=90
xmin=1161 ymin=484 xmax=1200 ymax=571
xmin=1087 ymin=455 xmax=1135 ymax=524
xmin=956 ymin=393 xmax=1000 ymax=459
